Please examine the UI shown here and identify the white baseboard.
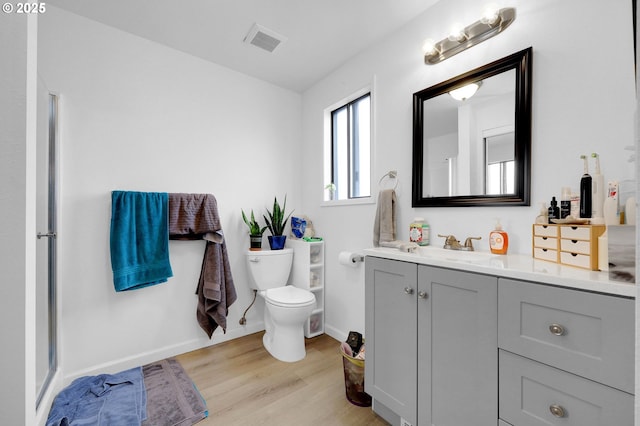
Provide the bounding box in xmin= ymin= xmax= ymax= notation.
xmin=64 ymin=322 xmax=265 ymax=384
xmin=324 ymin=323 xmax=348 ymax=343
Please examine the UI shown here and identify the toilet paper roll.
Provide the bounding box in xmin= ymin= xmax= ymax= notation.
xmin=339 ymin=251 xmax=363 ymax=267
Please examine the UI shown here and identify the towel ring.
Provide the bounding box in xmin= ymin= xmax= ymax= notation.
xmin=379 ymin=171 xmax=398 ymax=190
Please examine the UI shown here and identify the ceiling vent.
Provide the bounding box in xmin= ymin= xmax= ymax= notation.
xmin=243 ymin=23 xmax=287 ymax=53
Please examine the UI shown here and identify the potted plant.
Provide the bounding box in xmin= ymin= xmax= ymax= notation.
xmin=242 ymin=209 xmax=267 ymax=251
xmin=325 ymin=183 xmax=336 ymax=201
xmin=263 ymin=195 xmax=293 ymax=250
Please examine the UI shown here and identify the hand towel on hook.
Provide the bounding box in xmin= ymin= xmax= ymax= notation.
xmin=168 ymin=193 xmax=237 ymax=338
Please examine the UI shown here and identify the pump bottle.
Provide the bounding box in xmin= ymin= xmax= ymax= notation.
xmin=489 ymin=219 xmax=509 ymax=255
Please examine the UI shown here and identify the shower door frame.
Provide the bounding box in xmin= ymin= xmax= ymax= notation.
xmin=36 ymin=92 xmax=58 ymax=408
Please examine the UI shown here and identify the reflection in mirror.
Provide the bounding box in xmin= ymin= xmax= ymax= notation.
xmin=422 ymin=70 xmax=515 ymax=197
xmin=485 ymin=130 xmax=514 ymax=195
xmin=412 ymin=47 xmax=532 ymax=207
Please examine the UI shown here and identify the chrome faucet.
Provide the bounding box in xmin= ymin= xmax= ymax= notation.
xmin=438 ymin=234 xmax=463 ymax=250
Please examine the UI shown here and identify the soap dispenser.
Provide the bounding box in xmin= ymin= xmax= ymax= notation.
xmin=489 ymin=219 xmax=509 ymax=255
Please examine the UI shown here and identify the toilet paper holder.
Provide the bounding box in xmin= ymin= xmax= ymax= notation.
xmin=339 ymin=251 xmax=365 ymax=266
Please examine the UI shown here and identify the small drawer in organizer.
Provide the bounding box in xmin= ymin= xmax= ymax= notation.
xmin=533 ymin=224 xmax=558 ymax=238
xmin=310 ymin=244 xmax=323 ymax=264
xmin=309 ymin=266 xmax=323 ymax=289
xmin=308 ymin=311 xmax=324 ymax=336
xmin=311 ymin=291 xmax=324 ymax=310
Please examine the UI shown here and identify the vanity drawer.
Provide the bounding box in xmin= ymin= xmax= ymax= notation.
xmin=559 ymin=225 xmax=592 ymax=240
xmin=533 ymin=224 xmax=558 ymax=237
xmin=559 ymin=238 xmax=591 ymax=254
xmin=499 ymin=350 xmax=633 ymax=426
xmin=498 ymin=278 xmax=634 ymax=393
xmin=533 ymin=236 xmax=558 ymax=250
xmin=559 ymin=251 xmax=592 ymax=269
xmin=532 ymin=247 xmax=558 ymax=263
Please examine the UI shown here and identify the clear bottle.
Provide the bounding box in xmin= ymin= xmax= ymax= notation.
xmin=420 ymin=221 xmax=430 ymax=246
xmin=409 ymin=217 xmax=425 ymax=245
xmin=535 ymin=202 xmax=548 ymax=224
xmin=489 ymin=219 xmax=509 ymax=255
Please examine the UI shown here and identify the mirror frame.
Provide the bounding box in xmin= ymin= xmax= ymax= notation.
xmin=412 ymin=47 xmax=532 ymax=207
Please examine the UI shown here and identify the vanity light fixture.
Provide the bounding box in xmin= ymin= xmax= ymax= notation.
xmin=423 ymin=6 xmax=516 ymax=65
xmin=449 ymin=81 xmax=482 ymax=101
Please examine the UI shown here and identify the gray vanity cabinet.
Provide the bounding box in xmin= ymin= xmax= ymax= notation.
xmin=365 ymin=256 xmax=498 ymax=426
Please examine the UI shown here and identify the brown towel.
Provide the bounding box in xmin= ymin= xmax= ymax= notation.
xmin=373 ymin=189 xmax=397 ymax=247
xmin=168 ymin=193 xmax=237 ymax=338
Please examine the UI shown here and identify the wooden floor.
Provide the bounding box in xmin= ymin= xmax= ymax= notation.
xmin=175 ymin=332 xmax=389 ymax=426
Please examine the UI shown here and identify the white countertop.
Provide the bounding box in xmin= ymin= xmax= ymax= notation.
xmin=363 ymin=246 xmax=636 ymax=298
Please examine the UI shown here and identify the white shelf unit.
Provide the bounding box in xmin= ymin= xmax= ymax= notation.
xmin=287 ymin=239 xmax=324 ymax=337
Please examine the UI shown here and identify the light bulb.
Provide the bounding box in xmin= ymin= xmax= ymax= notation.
xmin=422 ymin=38 xmax=438 ymax=56
xmin=448 ymin=23 xmax=467 ymax=42
xmin=481 ymin=3 xmax=501 ymax=25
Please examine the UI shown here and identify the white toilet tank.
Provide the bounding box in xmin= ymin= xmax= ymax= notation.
xmin=246 ymin=248 xmax=294 ymax=290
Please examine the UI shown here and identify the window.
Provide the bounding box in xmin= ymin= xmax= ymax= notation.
xmin=486 ymin=160 xmax=514 ymax=194
xmin=327 ymin=93 xmax=371 ymax=201
xmin=485 ymin=132 xmax=515 ymax=195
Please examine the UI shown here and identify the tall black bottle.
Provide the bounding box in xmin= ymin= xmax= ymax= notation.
xmin=579 ymin=155 xmax=592 ymax=218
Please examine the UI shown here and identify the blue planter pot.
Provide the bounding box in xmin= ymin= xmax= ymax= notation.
xmin=268 ymin=235 xmax=287 ymax=250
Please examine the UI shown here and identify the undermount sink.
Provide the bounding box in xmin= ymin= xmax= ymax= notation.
xmin=416 ymin=246 xmax=497 ymax=264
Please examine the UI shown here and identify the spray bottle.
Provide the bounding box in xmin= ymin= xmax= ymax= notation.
xmin=590 ymin=153 xmax=604 ymax=223
xmin=579 ymin=155 xmax=592 ymax=218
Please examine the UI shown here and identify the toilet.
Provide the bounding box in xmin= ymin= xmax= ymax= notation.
xmin=245 ymin=248 xmax=316 ymax=362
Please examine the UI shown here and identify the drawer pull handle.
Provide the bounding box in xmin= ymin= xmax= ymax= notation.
xmin=549 ymin=324 xmax=565 ymax=336
xmin=549 ymin=404 xmax=566 ymax=418
xmin=404 ymin=287 xmax=414 ymax=295
xmin=418 ymin=291 xmax=428 ymax=299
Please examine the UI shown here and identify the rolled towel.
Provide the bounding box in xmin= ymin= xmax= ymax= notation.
xmin=340 ymin=342 xmax=353 ymax=357
xmin=399 ymin=242 xmax=419 ymax=253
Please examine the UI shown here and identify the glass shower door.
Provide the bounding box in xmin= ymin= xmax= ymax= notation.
xmin=35 ymin=83 xmax=58 ymax=407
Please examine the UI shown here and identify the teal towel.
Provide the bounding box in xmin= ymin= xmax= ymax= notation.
xmin=110 ymin=191 xmax=173 ymax=292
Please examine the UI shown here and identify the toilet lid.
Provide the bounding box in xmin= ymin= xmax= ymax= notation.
xmin=265 ymin=286 xmax=315 ymax=308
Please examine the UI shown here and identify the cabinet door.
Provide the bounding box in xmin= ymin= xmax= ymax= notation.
xmin=365 ymin=257 xmax=418 ymax=426
xmin=418 ymin=266 xmax=498 ymax=426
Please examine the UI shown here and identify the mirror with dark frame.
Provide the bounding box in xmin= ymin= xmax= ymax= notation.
xmin=412 ymin=47 xmax=532 ymax=207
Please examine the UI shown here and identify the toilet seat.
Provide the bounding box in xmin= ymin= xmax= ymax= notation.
xmin=265 ymin=286 xmax=315 ymax=308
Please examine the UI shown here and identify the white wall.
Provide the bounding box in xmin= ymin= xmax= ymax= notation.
xmin=0 ymin=13 xmax=38 ymax=425
xmin=301 ymin=0 xmax=636 ymax=342
xmin=38 ymin=6 xmax=303 ymax=379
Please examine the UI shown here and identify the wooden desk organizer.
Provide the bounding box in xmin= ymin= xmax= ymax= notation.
xmin=532 ymin=223 xmax=606 ymax=271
